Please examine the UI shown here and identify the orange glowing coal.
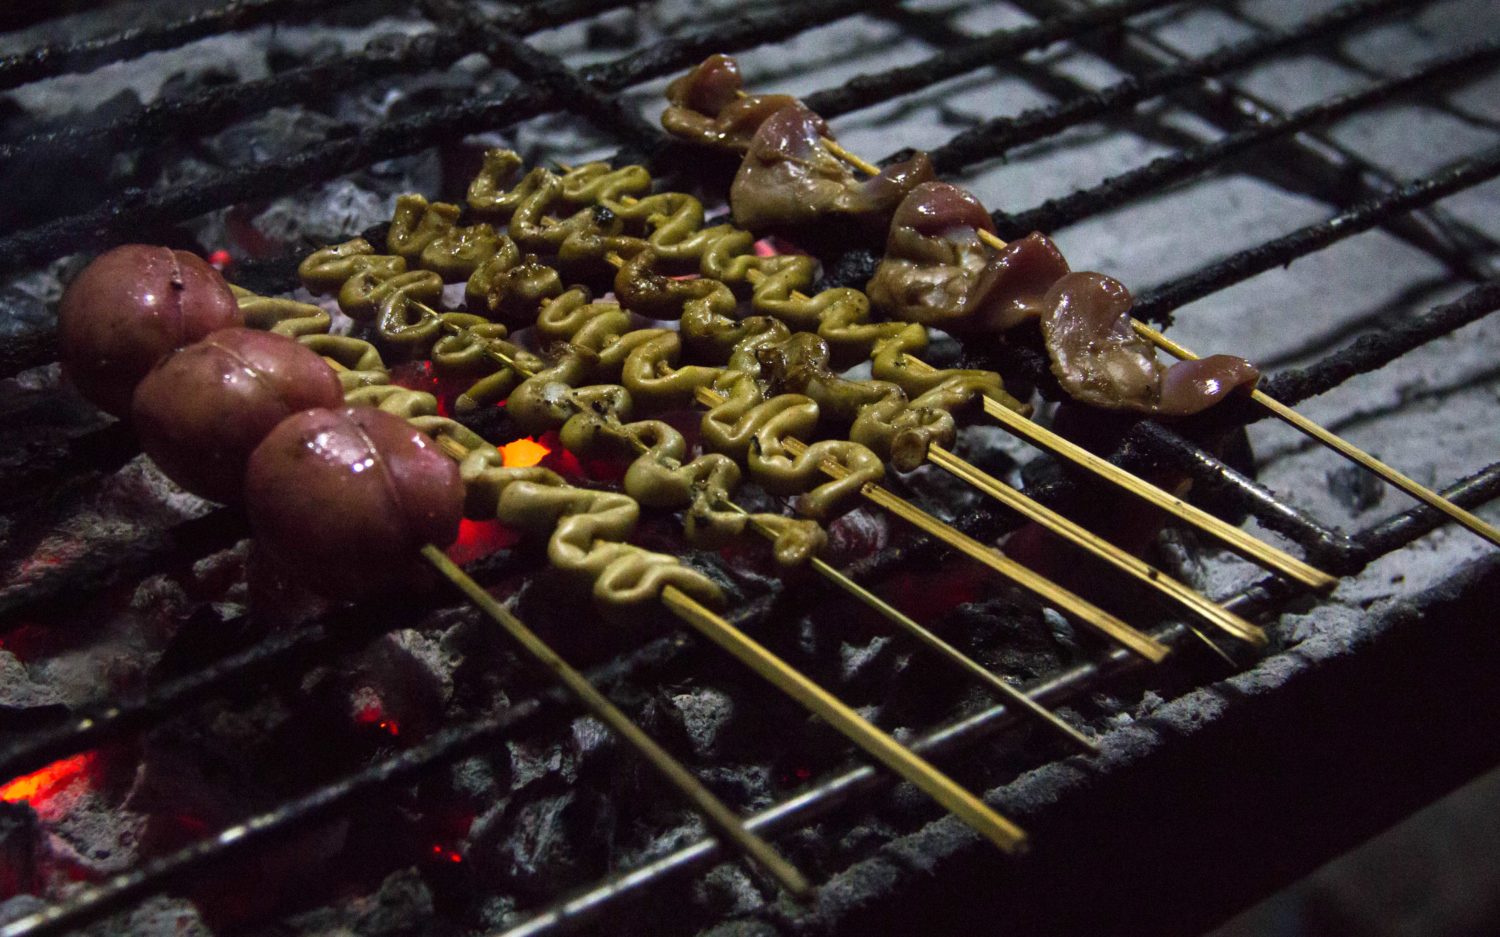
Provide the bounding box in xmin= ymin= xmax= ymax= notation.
xmin=0 ymin=753 xmax=95 ymax=805
xmin=500 ymin=437 xmax=550 ymax=468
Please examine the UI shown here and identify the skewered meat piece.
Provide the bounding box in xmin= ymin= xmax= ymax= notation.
xmin=132 ymin=328 xmax=344 ymax=503
xmin=866 ymin=182 xmax=1070 ymax=333
xmin=867 ymin=182 xmax=1258 ymax=415
xmin=245 ymin=407 xmax=463 ymax=599
xmin=58 ymin=244 xmax=241 ymax=416
xmin=1042 ymin=272 xmax=1260 ymax=416
xmin=730 ymin=105 xmax=935 ymax=231
xmin=661 ymin=54 xmax=804 ymax=152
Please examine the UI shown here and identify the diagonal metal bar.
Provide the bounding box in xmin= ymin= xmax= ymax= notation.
xmin=0 ymin=0 xmax=358 ymax=93
xmin=1259 ymin=281 xmax=1500 ymax=406
xmin=924 ymin=0 xmax=1412 ymax=174
xmin=1131 ymin=146 xmax=1500 ymax=323
xmin=0 ymin=0 xmax=640 ymax=176
xmin=803 ymin=0 xmax=1184 ymax=119
xmin=995 ymin=39 xmax=1500 ymax=235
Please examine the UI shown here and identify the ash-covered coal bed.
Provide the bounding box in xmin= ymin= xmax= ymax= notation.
xmin=0 ymin=1 xmax=1496 ymax=936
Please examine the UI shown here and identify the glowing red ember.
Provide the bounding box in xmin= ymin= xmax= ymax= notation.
xmin=0 ymin=753 xmax=95 ymax=806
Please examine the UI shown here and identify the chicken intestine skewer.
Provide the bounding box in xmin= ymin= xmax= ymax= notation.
xmin=252 ymin=266 xmax=1047 ymax=850
xmin=279 ymin=265 xmax=1102 ymax=749
xmin=506 ymin=154 xmax=1327 ymax=592
xmin=227 ymin=263 xmax=734 ymax=615
xmin=245 ymin=204 xmax=1125 ymax=742
xmin=274 ymin=152 xmax=1263 ymax=647
xmin=288 ymin=244 xmax=831 ymax=570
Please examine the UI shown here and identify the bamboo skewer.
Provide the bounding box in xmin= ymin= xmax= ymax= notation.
xmin=427 ymin=436 xmax=1030 ymax=855
xmin=660 ymin=584 xmax=1029 ymax=853
xmin=694 ymin=387 xmax=1169 ymax=663
xmin=312 ymin=357 xmax=809 ymax=895
xmin=420 ymin=545 xmax=811 ymax=896
xmin=412 ymin=301 xmax=1096 ymax=751
xmin=1129 ymin=318 xmax=1500 ymax=549
xmin=565 ymin=188 xmax=1314 ymax=622
xmin=925 ymin=443 xmax=1265 ymax=646
xmin=717 ymin=500 xmax=1100 ymax=752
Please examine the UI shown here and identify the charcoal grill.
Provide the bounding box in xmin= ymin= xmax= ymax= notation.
xmin=0 ymin=0 xmax=1497 ymax=935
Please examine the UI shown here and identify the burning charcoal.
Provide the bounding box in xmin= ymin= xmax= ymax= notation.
xmin=839 ymin=635 xmax=896 ymax=685
xmin=668 ymin=686 xmax=736 ymax=758
xmin=282 ymin=868 xmax=436 ymax=937
xmin=693 ymin=863 xmax=768 ymax=918
xmin=471 ymin=789 xmax=613 ymax=899
xmin=0 ymin=650 xmax=65 ymax=713
xmin=81 ymin=896 xmax=211 ymax=937
xmin=0 ymin=803 xmax=38 ymax=900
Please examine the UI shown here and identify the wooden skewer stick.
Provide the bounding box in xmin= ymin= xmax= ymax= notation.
xmin=956 ymin=205 xmax=1492 ymax=552
xmin=659 ymin=584 xmax=1029 ymax=854
xmin=429 ymin=435 xmax=1030 ymax=854
xmin=420 ymin=546 xmax=811 ymax=896
xmin=410 ymin=300 xmax=1095 ymax=749
xmin=905 ymin=354 xmax=1334 ymax=591
xmin=1129 ymin=318 xmax=1500 ymax=550
xmin=571 ymin=200 xmax=1291 ymax=629
xmin=717 ymin=500 xmax=1099 ymax=752
xmin=925 ymin=443 xmax=1266 ymax=647
xmin=695 ymin=387 xmax=1169 ymax=663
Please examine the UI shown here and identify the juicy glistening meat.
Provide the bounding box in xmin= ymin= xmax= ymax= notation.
xmin=867 ymin=181 xmax=1069 ymax=333
xmin=661 ymin=54 xmax=804 ymax=152
xmin=730 ymin=104 xmax=935 ymax=231
xmin=870 ymin=182 xmax=1259 ymax=416
xmin=1041 ymin=272 xmax=1260 ymax=416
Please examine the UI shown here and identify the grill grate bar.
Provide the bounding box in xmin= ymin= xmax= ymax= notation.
xmin=421 ymin=0 xmax=662 ymax=151
xmin=924 ymin=0 xmax=1408 ymax=174
xmin=1126 ymin=421 xmax=1352 ymax=559
xmin=0 ymin=84 xmax=553 ymax=276
xmin=0 ymin=0 xmax=642 ymax=177
xmin=0 ymin=0 xmax=361 ymax=94
xmin=0 ymin=0 xmax=873 ymax=281
xmin=994 ymin=39 xmax=1500 ymax=236
xmin=575 ymin=0 xmax=874 ymax=98
xmin=1260 ymin=280 xmax=1500 ymax=407
xmin=495 ymin=458 xmax=1500 ymax=937
xmin=1022 ymin=0 xmax=1500 ymax=296
xmin=1132 ymin=145 xmax=1500 ymax=323
xmin=0 ymin=1 xmax=114 ymax=35
xmin=802 ymin=0 xmax=1181 ymax=119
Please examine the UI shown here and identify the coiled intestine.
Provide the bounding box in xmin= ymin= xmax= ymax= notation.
xmin=462 ymin=150 xmax=1024 ymax=471
xmin=229 ymin=220 xmax=731 ymax=613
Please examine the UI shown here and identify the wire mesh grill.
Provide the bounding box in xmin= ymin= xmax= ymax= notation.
xmin=0 ymin=0 xmax=1496 ymax=934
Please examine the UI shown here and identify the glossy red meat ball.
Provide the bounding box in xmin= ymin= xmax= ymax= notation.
xmin=244 ymin=407 xmax=463 ymax=599
xmin=132 ymin=329 xmax=344 ymax=504
xmin=58 ymin=244 xmax=241 ymax=416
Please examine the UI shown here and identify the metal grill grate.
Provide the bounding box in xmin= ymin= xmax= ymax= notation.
xmin=0 ymin=0 xmax=1496 ymax=935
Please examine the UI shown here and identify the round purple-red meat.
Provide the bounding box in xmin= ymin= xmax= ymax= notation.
xmin=244 ymin=407 xmax=463 ymax=599
xmin=58 ymin=245 xmax=242 ymax=416
xmin=132 ymin=329 xmax=344 ymax=503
